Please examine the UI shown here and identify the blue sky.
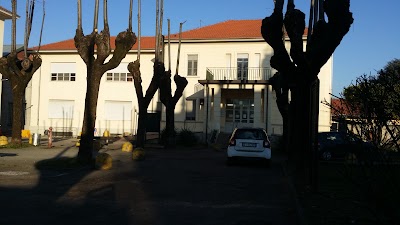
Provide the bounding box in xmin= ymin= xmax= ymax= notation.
xmin=1 ymin=0 xmax=399 ymax=96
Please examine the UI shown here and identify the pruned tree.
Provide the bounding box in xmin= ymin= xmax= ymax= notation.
xmin=127 ymin=0 xmax=164 ymax=148
xmin=0 ymin=0 xmax=44 ymax=145
xmin=75 ymin=0 xmax=136 ymax=163
xmin=159 ymin=21 xmax=188 ymax=147
xmin=261 ymin=0 xmax=353 ymax=188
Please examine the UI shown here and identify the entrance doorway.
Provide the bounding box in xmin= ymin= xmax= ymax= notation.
xmin=225 ymin=99 xmax=254 ymax=132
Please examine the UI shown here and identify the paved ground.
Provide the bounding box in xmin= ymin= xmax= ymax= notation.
xmin=0 ymin=138 xmax=298 ymax=225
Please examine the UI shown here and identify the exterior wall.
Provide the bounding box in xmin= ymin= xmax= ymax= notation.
xmin=26 ymin=52 xmax=160 ymax=136
xmin=164 ymin=39 xmax=333 ymax=135
xmin=24 ymin=37 xmax=333 ymax=138
xmin=0 ymin=20 xmax=5 ymax=130
xmin=164 ymin=40 xmax=275 ymax=133
xmin=318 ymin=57 xmax=333 ymax=132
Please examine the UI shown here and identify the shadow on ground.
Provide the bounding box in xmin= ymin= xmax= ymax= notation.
xmin=0 ymin=138 xmax=297 ymax=225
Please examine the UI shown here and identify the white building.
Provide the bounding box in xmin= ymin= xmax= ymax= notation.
xmin=0 ymin=6 xmax=13 ymax=135
xmin=4 ymin=19 xmax=333 ymax=138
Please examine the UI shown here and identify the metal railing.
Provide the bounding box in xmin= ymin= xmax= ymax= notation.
xmin=206 ymin=67 xmax=272 ymax=81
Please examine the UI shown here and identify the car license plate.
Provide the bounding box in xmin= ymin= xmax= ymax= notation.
xmin=242 ymin=142 xmax=256 ymax=147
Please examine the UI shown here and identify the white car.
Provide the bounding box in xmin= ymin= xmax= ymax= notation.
xmin=227 ymin=127 xmax=272 ymax=167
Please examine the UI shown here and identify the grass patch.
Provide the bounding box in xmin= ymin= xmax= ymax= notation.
xmin=0 ymin=143 xmax=32 ymax=149
xmin=35 ymin=157 xmax=88 ymax=171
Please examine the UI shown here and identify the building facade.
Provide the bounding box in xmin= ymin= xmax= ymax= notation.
xmin=14 ymin=19 xmax=332 ymax=138
xmin=0 ymin=7 xmax=13 ymax=135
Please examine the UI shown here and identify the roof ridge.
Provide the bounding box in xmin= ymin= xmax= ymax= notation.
xmin=172 ymin=19 xmax=263 ymax=36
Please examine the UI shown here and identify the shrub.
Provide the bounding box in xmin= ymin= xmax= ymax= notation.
xmin=160 ymin=128 xmax=178 ymax=145
xmin=178 ymin=128 xmax=198 ymax=147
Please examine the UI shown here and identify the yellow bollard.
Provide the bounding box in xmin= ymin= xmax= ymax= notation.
xmin=122 ymin=142 xmax=133 ymax=152
xmin=103 ymin=129 xmax=110 ymax=137
xmin=95 ymin=153 xmax=112 ymax=170
xmin=21 ymin=130 xmax=31 ymax=139
xmin=0 ymin=136 xmax=8 ymax=146
xmin=29 ymin=135 xmax=33 ymax=145
xmin=132 ymin=148 xmax=145 ymax=161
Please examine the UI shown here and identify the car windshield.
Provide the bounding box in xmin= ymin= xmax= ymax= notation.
xmin=318 ymin=132 xmax=363 ymax=144
xmin=318 ymin=132 xmax=345 ymax=143
xmin=235 ymin=129 xmax=265 ymax=140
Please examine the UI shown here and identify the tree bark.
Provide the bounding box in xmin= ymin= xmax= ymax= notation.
xmin=128 ymin=60 xmax=163 ymax=148
xmin=74 ymin=7 xmax=136 ymax=163
xmin=159 ymin=71 xmax=188 ymax=148
xmin=261 ymin=0 xmax=353 ymax=189
xmin=11 ymin=85 xmax=25 ymax=144
xmin=0 ymin=52 xmax=42 ymax=146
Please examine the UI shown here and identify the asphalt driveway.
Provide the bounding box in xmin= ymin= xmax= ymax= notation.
xmin=0 ymin=138 xmax=297 ymax=225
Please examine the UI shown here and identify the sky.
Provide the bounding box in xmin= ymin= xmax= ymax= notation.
xmin=0 ymin=0 xmax=399 ymax=97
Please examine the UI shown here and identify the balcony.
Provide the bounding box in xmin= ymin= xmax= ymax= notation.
xmin=206 ymin=67 xmax=272 ymax=81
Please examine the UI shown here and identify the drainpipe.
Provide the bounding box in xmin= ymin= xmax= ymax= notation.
xmin=266 ymin=85 xmax=269 ymax=132
xmin=205 ymin=84 xmax=209 ymax=146
xmin=36 ymin=66 xmax=42 ymax=134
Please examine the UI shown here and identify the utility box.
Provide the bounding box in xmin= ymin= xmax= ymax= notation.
xmin=32 ymin=133 xmax=41 ymax=146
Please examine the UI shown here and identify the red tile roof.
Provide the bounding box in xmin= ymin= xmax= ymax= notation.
xmin=39 ymin=36 xmax=156 ymax=51
xmin=0 ymin=6 xmax=13 ymax=17
xmin=38 ymin=19 xmax=308 ymax=51
xmin=331 ymin=98 xmax=361 ymax=117
xmin=170 ymin=19 xmax=263 ymax=40
xmin=170 ymin=19 xmax=308 ymax=40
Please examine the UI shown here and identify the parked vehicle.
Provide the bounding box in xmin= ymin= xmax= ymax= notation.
xmin=227 ymin=127 xmax=271 ymax=167
xmin=318 ymin=131 xmax=378 ymax=163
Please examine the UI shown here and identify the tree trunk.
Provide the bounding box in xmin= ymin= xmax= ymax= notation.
xmin=159 ymin=73 xmax=187 ymax=148
xmin=78 ymin=68 xmax=101 ymax=163
xmin=164 ymin=103 xmax=176 ymax=147
xmin=10 ymin=85 xmax=25 ymax=145
xmin=128 ymin=61 xmax=162 ymax=148
xmin=135 ymin=103 xmax=148 ymax=148
xmin=290 ymin=82 xmax=312 ymax=189
xmin=261 ymin=0 xmax=353 ymax=190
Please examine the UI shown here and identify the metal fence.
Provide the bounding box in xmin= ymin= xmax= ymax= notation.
xmin=206 ymin=67 xmax=272 ymax=81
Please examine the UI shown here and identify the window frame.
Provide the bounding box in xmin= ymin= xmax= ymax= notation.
xmin=185 ymin=99 xmax=197 ymax=121
xmin=187 ymin=54 xmax=198 ymax=76
xmin=106 ymin=72 xmax=134 ymax=82
xmin=51 ymin=73 xmax=76 ymax=82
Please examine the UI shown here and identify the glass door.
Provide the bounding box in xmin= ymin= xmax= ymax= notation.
xmin=225 ymin=99 xmax=254 ymax=132
xmin=237 ymin=54 xmax=249 ymax=80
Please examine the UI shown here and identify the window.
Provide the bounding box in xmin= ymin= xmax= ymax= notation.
xmin=107 ymin=73 xmax=113 ymax=81
xmin=237 ymin=53 xmax=249 ymax=80
xmin=187 ymin=54 xmax=198 ymax=76
xmin=106 ymin=72 xmax=133 ymax=82
xmin=50 ymin=63 xmax=76 ymax=82
xmin=127 ymin=74 xmax=133 ymax=82
xmin=186 ymin=100 xmax=196 ymax=120
xmin=51 ymin=73 xmax=76 ymax=81
xmin=225 ymin=99 xmax=254 ymax=124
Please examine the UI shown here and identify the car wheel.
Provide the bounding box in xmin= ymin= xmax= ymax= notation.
xmin=321 ymin=151 xmax=332 ymax=161
xmin=345 ymin=153 xmax=358 ymax=164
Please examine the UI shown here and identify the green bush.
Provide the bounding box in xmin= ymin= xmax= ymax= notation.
xmin=160 ymin=128 xmax=178 ymax=145
xmin=178 ymin=128 xmax=198 ymax=147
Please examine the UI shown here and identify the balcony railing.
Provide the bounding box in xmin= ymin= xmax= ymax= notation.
xmin=206 ymin=67 xmax=272 ymax=81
